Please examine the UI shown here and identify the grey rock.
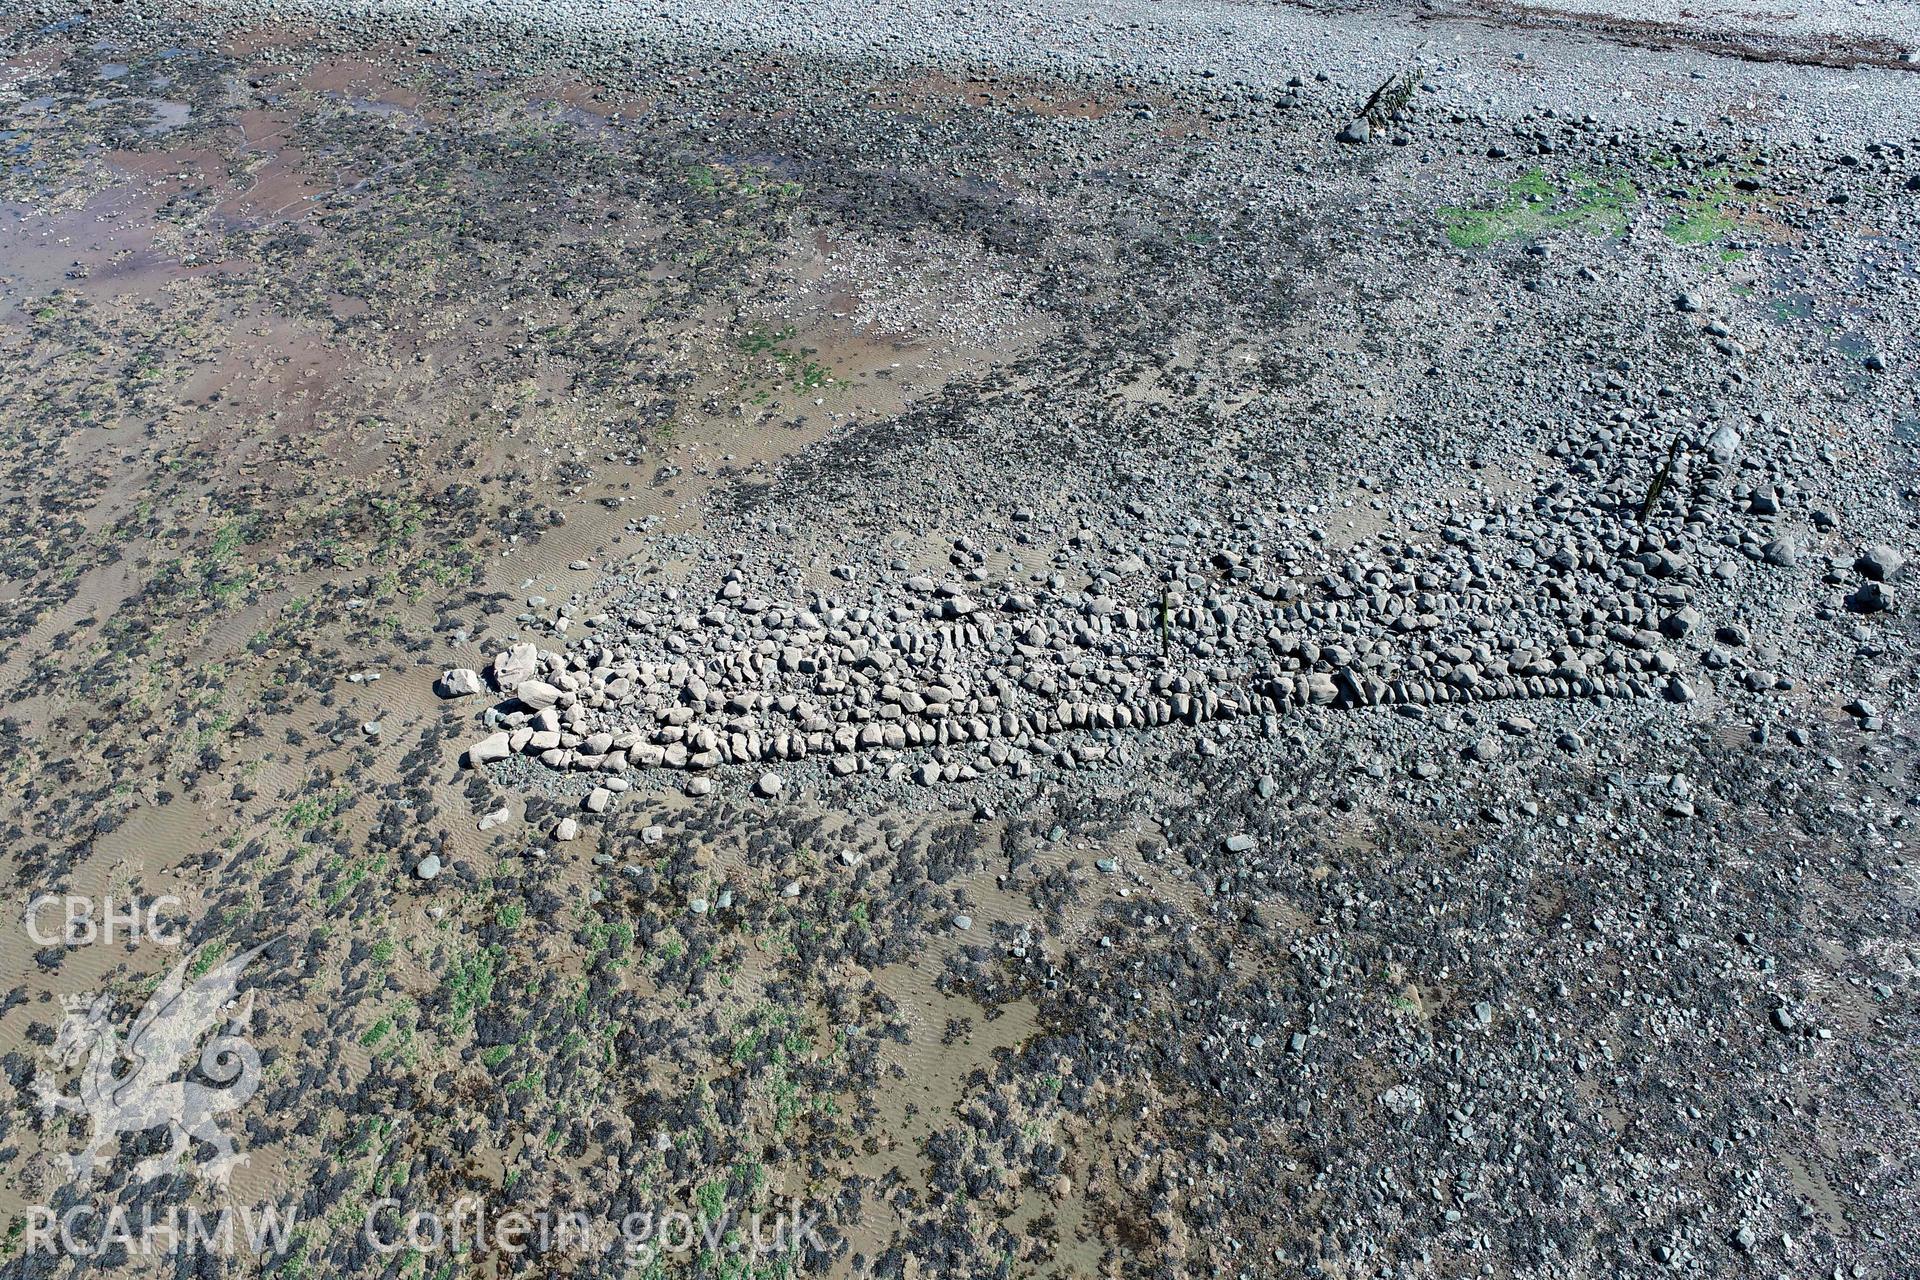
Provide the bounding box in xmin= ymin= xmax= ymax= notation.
xmin=1857 ymin=544 xmax=1904 ymax=581
xmin=492 ymin=642 xmax=539 ymax=692
xmin=1761 ymin=536 xmax=1808 ymax=568
xmin=1659 ymin=606 xmax=1701 ymax=639
xmin=515 ymin=679 xmax=564 ymax=711
xmin=1705 ymin=424 xmax=1742 ymax=463
xmin=466 ymin=731 xmax=512 ymax=766
xmin=1846 ymin=581 xmax=1892 ymax=613
xmin=438 ymin=668 xmax=486 ymax=697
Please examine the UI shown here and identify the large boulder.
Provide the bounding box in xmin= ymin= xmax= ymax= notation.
xmin=437 ymin=668 xmax=485 ymax=698
xmin=492 ymin=643 xmax=540 ymax=692
xmin=466 ymin=731 xmax=511 ymax=767
xmin=1857 ymin=544 xmax=1905 ymax=582
xmin=515 ymin=679 xmax=564 ymax=711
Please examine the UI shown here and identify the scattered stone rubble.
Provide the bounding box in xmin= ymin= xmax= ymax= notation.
xmin=458 ymin=418 xmax=1901 ymax=783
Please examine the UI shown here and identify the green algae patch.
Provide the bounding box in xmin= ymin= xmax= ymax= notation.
xmin=1660 ymin=167 xmax=1759 ymax=247
xmin=1440 ymin=168 xmax=1637 ymax=248
xmin=1665 ymin=204 xmax=1736 ymax=245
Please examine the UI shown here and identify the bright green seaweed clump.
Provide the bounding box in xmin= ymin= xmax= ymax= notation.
xmin=1661 ymin=167 xmax=1752 ymax=246
xmin=1440 ymin=167 xmax=1637 ymax=249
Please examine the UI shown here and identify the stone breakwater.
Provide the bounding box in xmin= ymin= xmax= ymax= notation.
xmin=454 ymin=586 xmax=1692 ymax=788
xmin=449 ymin=418 xmax=1893 ymax=787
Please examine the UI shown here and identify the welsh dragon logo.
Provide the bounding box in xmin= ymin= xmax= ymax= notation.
xmin=35 ymin=941 xmax=273 ymax=1190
